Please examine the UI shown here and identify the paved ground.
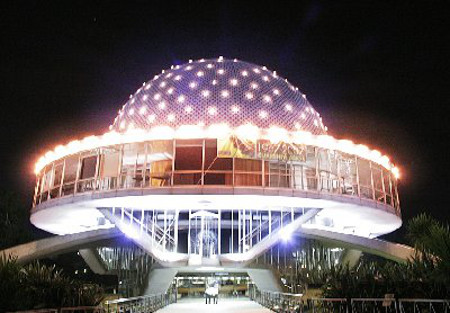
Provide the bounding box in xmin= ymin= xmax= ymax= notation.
xmin=156 ymin=297 xmax=273 ymax=313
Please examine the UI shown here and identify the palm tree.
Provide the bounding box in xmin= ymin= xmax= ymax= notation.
xmin=406 ymin=213 xmax=450 ymax=281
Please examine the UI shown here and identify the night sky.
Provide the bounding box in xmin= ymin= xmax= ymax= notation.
xmin=0 ymin=1 xmax=448 ymax=242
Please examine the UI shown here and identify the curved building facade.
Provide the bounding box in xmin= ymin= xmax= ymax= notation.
xmin=31 ymin=58 xmax=401 ymax=269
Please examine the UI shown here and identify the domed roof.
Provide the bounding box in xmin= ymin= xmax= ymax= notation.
xmin=111 ymin=57 xmax=327 ymax=135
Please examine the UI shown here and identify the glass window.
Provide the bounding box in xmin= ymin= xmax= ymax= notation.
xmin=53 ymin=163 xmax=63 ymax=186
xmin=175 ymin=146 xmax=202 ymax=170
xmin=50 ymin=163 xmax=63 ymax=199
xmin=318 ymin=149 xmax=330 ymax=171
xmin=63 ymin=155 xmax=79 ymax=183
xmin=318 ymin=149 xmax=331 ymax=192
xmin=372 ymin=165 xmax=384 ymax=202
xmin=383 ymin=170 xmax=393 ymax=205
xmin=121 ymin=143 xmax=145 ymax=188
xmin=147 ymin=140 xmax=173 ymax=187
xmin=174 ymin=140 xmax=202 ymax=185
xmin=99 ymin=147 xmax=120 ymax=190
xmin=235 ymin=159 xmax=261 ymax=172
xmin=339 ymin=154 xmax=357 ymax=195
xmin=204 ymin=139 xmax=232 ymax=185
xmin=101 ymin=148 xmax=120 ymax=178
xmin=267 ymin=161 xmax=290 ymax=188
xmin=304 ymin=146 xmax=317 ymax=190
xmin=150 ymin=160 xmax=172 ymax=186
xmin=291 ymin=163 xmax=304 ymax=190
xmin=42 ymin=167 xmax=52 ymax=192
xmin=80 ymin=155 xmax=97 ymax=179
xmin=40 ymin=166 xmax=52 ymax=202
xmin=305 ymin=146 xmax=316 ymax=168
xmin=357 ymin=158 xmax=372 ymax=199
xmin=234 ymin=159 xmax=262 ymax=186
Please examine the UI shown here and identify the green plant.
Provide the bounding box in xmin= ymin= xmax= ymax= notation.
xmin=0 ymin=258 xmax=104 ymax=311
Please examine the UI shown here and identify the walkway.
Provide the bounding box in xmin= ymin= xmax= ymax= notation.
xmin=156 ymin=297 xmax=273 ymax=313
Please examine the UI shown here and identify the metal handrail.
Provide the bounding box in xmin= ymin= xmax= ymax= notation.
xmin=105 ymin=292 xmax=174 ymax=313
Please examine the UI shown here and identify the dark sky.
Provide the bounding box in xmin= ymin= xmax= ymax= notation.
xmin=0 ymin=1 xmax=448 ymax=242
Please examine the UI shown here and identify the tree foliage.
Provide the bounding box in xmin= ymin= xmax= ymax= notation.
xmin=0 ymin=256 xmax=104 ymax=312
xmin=0 ymin=190 xmax=34 ymax=250
xmin=406 ymin=213 xmax=450 ymax=280
xmin=303 ymin=214 xmax=450 ymax=299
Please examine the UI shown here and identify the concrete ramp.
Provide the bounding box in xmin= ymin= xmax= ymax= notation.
xmin=0 ymin=228 xmax=119 ymax=264
xmin=79 ymin=248 xmax=108 ymax=275
xmin=145 ymin=268 xmax=178 ymax=294
xmin=246 ymin=268 xmax=282 ymax=292
xmin=300 ymin=227 xmax=415 ymax=263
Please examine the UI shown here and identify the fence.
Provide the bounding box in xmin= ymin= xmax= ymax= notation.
xmin=105 ymin=292 xmax=175 ymax=313
xmin=249 ymin=286 xmax=449 ymax=313
xmin=9 ymin=307 xmax=103 ymax=313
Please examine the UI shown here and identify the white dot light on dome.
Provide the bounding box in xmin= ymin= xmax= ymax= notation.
xmin=167 ymin=113 xmax=175 ymax=122
xmin=208 ymin=107 xmax=217 ymax=115
xmin=177 ymin=95 xmax=185 ymax=103
xmin=221 ymin=90 xmax=229 ymax=98
xmin=230 ymin=78 xmax=238 ymax=86
xmin=217 ymin=69 xmax=225 ymax=75
xmin=201 ymin=90 xmax=210 ymax=97
xmin=231 ymin=105 xmax=240 ymax=113
xmin=263 ymin=95 xmax=271 ymax=103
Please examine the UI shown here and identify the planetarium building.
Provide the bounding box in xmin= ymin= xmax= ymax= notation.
xmin=30 ymin=57 xmax=401 ymax=296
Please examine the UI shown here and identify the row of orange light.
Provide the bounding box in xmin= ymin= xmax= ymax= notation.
xmin=34 ymin=123 xmax=400 ymax=178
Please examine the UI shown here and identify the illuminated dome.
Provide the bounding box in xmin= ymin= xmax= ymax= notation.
xmin=111 ymin=57 xmax=327 ymax=134
xmin=30 ymin=56 xmax=403 ymax=294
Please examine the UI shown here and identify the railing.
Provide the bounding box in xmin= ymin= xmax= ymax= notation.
xmin=310 ymin=298 xmax=348 ymax=313
xmin=9 ymin=307 xmax=103 ymax=313
xmin=351 ymin=298 xmax=397 ymax=313
xmin=249 ymin=286 xmax=449 ymax=313
xmin=249 ymin=287 xmax=303 ymax=312
xmin=399 ymin=299 xmax=450 ymax=313
xmin=105 ymin=292 xmax=175 ymax=313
